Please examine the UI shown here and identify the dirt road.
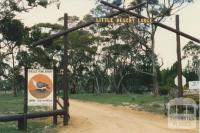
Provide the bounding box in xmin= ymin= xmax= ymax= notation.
xmin=59 ymin=99 xmax=198 ymax=133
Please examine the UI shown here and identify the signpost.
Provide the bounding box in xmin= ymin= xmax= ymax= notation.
xmin=27 ymin=69 xmax=54 ymax=106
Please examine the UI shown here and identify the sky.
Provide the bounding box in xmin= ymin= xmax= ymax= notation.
xmin=16 ymin=0 xmax=200 ymax=69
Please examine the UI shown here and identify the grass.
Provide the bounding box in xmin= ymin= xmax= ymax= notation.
xmin=0 ymin=94 xmax=60 ymax=133
xmin=0 ymin=95 xmax=23 ymax=113
xmin=0 ymin=120 xmax=60 ymax=133
xmin=70 ymin=93 xmax=166 ymax=114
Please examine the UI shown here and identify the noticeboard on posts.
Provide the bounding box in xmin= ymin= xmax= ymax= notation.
xmin=27 ymin=69 xmax=54 ymax=106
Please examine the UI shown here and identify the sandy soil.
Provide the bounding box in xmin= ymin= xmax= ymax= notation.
xmin=59 ymin=99 xmax=198 ymax=133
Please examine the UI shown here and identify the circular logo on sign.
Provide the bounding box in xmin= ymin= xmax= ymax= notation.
xmin=28 ymin=74 xmax=53 ymax=99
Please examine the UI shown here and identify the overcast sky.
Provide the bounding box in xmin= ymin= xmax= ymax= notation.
xmin=16 ymin=0 xmax=200 ymax=69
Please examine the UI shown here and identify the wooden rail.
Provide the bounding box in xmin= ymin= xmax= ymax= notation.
xmin=0 ymin=109 xmax=65 ymax=122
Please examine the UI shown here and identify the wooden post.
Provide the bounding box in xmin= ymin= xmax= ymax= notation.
xmin=19 ymin=67 xmax=28 ymax=131
xmin=63 ymin=13 xmax=69 ymax=126
xmin=176 ymin=15 xmax=183 ymax=97
xmin=18 ymin=118 xmax=25 ymax=130
xmin=53 ymin=67 xmax=57 ymax=125
xmin=24 ymin=67 xmax=28 ymax=130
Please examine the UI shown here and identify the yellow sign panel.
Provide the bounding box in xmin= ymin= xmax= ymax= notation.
xmin=95 ymin=17 xmax=152 ymax=24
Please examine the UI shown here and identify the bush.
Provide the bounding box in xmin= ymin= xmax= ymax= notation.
xmin=152 ymin=103 xmax=162 ymax=108
xmin=159 ymin=86 xmax=170 ymax=95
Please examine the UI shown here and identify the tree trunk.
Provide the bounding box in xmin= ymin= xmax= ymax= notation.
xmin=117 ymin=75 xmax=125 ymax=94
xmin=92 ymin=79 xmax=95 ymax=93
xmin=70 ymin=81 xmax=77 ymax=94
xmin=11 ymin=51 xmax=17 ymax=97
xmin=197 ymin=66 xmax=200 ymax=81
xmin=151 ymin=24 xmax=159 ymax=96
xmin=95 ymin=75 xmax=100 ymax=93
xmin=117 ymin=73 xmax=130 ymax=94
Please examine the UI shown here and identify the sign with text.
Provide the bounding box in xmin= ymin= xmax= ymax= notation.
xmin=189 ymin=81 xmax=200 ymax=90
xmin=28 ymin=69 xmax=53 ymax=106
xmin=95 ymin=17 xmax=153 ymax=24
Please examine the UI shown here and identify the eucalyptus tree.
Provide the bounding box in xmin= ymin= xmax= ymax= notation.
xmin=89 ymin=1 xmax=156 ymax=94
xmin=28 ymin=16 xmax=100 ymax=94
xmin=66 ymin=28 xmax=98 ymax=93
xmin=17 ymin=22 xmax=63 ymax=68
xmin=0 ymin=0 xmax=58 ymax=96
xmin=99 ymin=23 xmax=155 ymax=93
xmin=129 ymin=0 xmax=194 ymax=95
xmin=183 ymin=41 xmax=200 ymax=80
xmin=92 ymin=0 xmax=194 ymax=95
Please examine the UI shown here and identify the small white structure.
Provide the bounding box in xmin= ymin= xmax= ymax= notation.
xmin=167 ymin=97 xmax=197 ymax=129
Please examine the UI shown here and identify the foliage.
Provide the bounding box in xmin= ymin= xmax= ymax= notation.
xmin=0 ymin=18 xmax=26 ymax=45
xmin=0 ymin=0 xmax=52 ymax=96
xmin=159 ymin=60 xmax=199 ymax=95
xmin=183 ymin=41 xmax=200 ymax=73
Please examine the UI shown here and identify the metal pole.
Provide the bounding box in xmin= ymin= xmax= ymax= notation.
xmin=53 ymin=66 xmax=57 ymax=125
xmin=176 ymin=15 xmax=183 ymax=97
xmin=63 ymin=13 xmax=69 ymax=126
xmin=100 ymin=1 xmax=200 ymax=43
xmin=31 ymin=2 xmax=147 ymax=47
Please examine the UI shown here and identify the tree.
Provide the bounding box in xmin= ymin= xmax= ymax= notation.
xmin=159 ymin=62 xmax=179 ymax=95
xmin=90 ymin=2 xmax=159 ymax=94
xmin=144 ymin=0 xmax=193 ymax=95
xmin=0 ymin=0 xmax=55 ymax=96
xmin=183 ymin=41 xmax=200 ymax=80
xmin=0 ymin=17 xmax=27 ymax=96
xmin=90 ymin=0 xmax=194 ymax=95
xmin=66 ymin=30 xmax=97 ymax=93
xmin=26 ymin=16 xmax=100 ymax=94
xmin=17 ymin=22 xmax=63 ymax=68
